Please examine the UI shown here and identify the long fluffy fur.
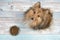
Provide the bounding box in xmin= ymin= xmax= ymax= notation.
xmin=24 ymin=2 xmax=53 ymax=30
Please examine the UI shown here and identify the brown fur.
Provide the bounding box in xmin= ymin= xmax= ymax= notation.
xmin=24 ymin=2 xmax=53 ymax=30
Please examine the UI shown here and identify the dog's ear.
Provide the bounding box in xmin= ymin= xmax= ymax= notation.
xmin=33 ymin=2 xmax=41 ymax=8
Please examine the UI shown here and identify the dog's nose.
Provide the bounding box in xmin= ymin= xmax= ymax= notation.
xmin=31 ymin=18 xmax=34 ymax=20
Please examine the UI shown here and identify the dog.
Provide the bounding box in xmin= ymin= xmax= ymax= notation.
xmin=24 ymin=2 xmax=53 ymax=30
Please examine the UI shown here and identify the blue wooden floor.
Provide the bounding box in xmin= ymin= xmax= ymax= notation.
xmin=0 ymin=0 xmax=60 ymax=40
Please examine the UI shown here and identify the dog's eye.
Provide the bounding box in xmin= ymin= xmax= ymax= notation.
xmin=34 ymin=11 xmax=35 ymax=14
xmin=38 ymin=15 xmax=40 ymax=17
xmin=31 ymin=18 xmax=34 ymax=20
